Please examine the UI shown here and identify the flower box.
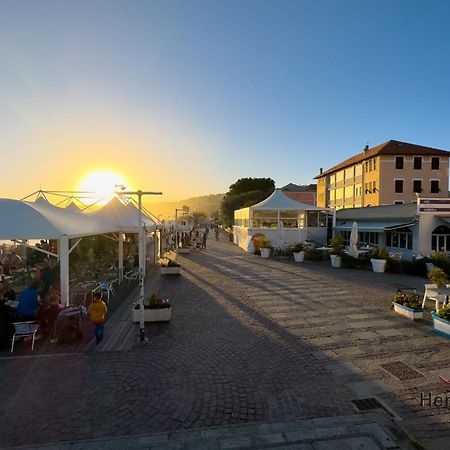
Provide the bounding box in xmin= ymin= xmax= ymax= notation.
xmin=160 ymin=266 xmax=181 ymax=275
xmin=132 ymin=306 xmax=171 ymax=322
xmin=432 ymin=312 xmax=450 ymax=338
xmin=392 ymin=302 xmax=423 ymax=321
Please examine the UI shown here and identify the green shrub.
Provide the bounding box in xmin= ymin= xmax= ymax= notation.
xmin=261 ymin=238 xmax=273 ymax=249
xmin=329 ymin=235 xmax=344 ymax=256
xmin=428 ymin=267 xmax=448 ymax=287
xmin=370 ymin=247 xmax=389 ymax=260
xmin=291 ymin=242 xmax=305 ymax=253
xmin=437 ymin=304 xmax=450 ymax=321
xmin=341 ymin=253 xmax=360 ymax=268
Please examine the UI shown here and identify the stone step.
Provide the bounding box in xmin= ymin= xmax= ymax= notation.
xmin=3 ymin=412 xmax=415 ymax=450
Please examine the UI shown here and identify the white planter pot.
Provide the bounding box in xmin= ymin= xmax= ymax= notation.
xmin=132 ymin=307 xmax=171 ymax=322
xmin=432 ymin=312 xmax=450 ymax=338
xmin=177 ymin=248 xmax=191 ymax=254
xmin=160 ymin=266 xmax=181 ymax=275
xmin=293 ymin=251 xmax=305 ymax=262
xmin=330 ymin=254 xmax=342 ymax=268
xmin=260 ymin=248 xmax=271 ymax=258
xmin=392 ymin=302 xmax=423 ymax=321
xmin=371 ymin=258 xmax=387 ymax=273
xmin=426 ymin=263 xmax=435 ymax=273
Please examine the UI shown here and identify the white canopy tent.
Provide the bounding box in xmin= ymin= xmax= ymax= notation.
xmin=233 ymin=189 xmax=332 ymax=252
xmin=88 ymin=196 xmax=159 ymax=281
xmin=0 ymin=197 xmax=119 ymax=305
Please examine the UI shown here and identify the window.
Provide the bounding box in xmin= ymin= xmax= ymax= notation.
xmin=413 ymin=157 xmax=422 ymax=169
xmin=368 ymin=159 xmax=373 ymax=171
xmin=373 ymin=158 xmax=377 ymax=171
xmin=386 ymin=229 xmax=413 ymax=250
xmin=432 ymin=226 xmax=450 ymax=251
xmin=394 ymin=201 xmax=404 ymax=205
xmin=432 ymin=157 xmax=440 ymax=170
xmin=395 ymin=156 xmax=404 ymax=169
xmin=395 ymin=180 xmax=403 ymax=193
xmin=373 ymin=181 xmax=377 ymax=192
xmin=413 ymin=180 xmax=422 ymax=193
xmin=431 ymin=180 xmax=440 ymax=193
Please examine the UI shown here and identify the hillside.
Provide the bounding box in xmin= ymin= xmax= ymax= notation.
xmin=145 ymin=193 xmax=224 ymax=219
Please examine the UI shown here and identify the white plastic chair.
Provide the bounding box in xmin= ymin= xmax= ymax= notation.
xmin=422 ymin=283 xmax=442 ymax=310
xmin=10 ymin=321 xmax=40 ymax=353
xmin=124 ymin=269 xmax=139 ymax=285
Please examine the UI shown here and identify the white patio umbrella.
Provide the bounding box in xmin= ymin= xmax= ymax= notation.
xmin=349 ymin=221 xmax=359 ymax=258
xmin=278 ymin=219 xmax=286 ymax=250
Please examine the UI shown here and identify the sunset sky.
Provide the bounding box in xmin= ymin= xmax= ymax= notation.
xmin=1 ymin=0 xmax=450 ymax=202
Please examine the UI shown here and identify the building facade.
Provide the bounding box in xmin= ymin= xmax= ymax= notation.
xmin=315 ymin=140 xmax=450 ymax=210
xmin=281 ymin=183 xmax=317 ymax=206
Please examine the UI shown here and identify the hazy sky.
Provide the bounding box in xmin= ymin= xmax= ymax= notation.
xmin=1 ymin=0 xmax=450 ymax=201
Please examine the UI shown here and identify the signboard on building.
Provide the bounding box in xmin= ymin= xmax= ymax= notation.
xmin=418 ymin=198 xmax=450 ymax=214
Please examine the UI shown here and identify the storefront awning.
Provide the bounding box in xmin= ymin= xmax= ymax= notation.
xmin=335 ymin=221 xmax=416 ymax=232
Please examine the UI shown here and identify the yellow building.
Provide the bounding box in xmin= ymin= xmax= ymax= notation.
xmin=315 ymin=140 xmax=450 ymax=209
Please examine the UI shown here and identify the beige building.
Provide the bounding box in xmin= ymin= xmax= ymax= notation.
xmin=315 ymin=140 xmax=450 ymax=209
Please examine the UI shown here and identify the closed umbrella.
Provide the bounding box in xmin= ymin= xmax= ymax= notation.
xmin=349 ymin=221 xmax=359 ymax=258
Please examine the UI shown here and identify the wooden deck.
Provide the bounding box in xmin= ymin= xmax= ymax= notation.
xmin=87 ymin=270 xmax=163 ymax=352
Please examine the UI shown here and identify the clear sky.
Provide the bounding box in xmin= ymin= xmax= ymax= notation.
xmin=1 ymin=0 xmax=450 ymax=201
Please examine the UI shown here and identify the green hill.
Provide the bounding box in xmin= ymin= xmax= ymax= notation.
xmin=145 ymin=193 xmax=224 ymax=220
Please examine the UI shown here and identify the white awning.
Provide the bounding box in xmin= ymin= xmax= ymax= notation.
xmin=89 ymin=196 xmax=157 ymax=233
xmin=335 ymin=221 xmax=416 ymax=232
xmin=0 ymin=198 xmax=119 ymax=240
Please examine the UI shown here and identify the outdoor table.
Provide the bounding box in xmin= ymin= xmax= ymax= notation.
xmin=70 ymin=282 xmax=97 ymax=306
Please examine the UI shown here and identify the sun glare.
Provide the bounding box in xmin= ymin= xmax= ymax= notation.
xmin=78 ymin=170 xmax=130 ymax=204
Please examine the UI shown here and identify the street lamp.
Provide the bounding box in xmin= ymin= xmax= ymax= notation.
xmin=120 ymin=189 xmax=162 ymax=342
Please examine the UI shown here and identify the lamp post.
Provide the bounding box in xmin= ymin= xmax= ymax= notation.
xmin=120 ymin=190 xmax=162 ymax=342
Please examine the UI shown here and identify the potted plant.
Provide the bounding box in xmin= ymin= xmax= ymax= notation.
xmin=260 ymin=239 xmax=273 ymax=258
xmin=329 ymin=235 xmax=344 ymax=268
xmin=432 ymin=303 xmax=450 ymax=338
xmin=132 ymin=292 xmax=171 ymax=322
xmin=392 ymin=290 xmax=423 ymax=321
xmin=159 ymin=256 xmax=181 ymax=275
xmin=370 ymin=247 xmax=389 ymax=273
xmin=291 ymin=242 xmax=305 ymax=262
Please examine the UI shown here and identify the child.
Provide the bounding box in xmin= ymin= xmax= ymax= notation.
xmin=88 ymin=291 xmax=107 ymax=344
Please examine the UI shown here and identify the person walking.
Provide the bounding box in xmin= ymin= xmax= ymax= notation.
xmin=202 ymin=231 xmax=207 ymax=249
xmin=88 ymin=291 xmax=107 ymax=344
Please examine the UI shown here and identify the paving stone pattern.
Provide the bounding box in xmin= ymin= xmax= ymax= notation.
xmin=1 ymin=235 xmax=450 ymax=449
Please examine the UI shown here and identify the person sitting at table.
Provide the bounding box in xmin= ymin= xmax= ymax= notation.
xmin=10 ymin=251 xmax=22 ymax=270
xmin=2 ymin=253 xmax=11 ymax=276
xmin=0 ymin=280 xmax=16 ymax=301
xmin=16 ymin=280 xmax=41 ymax=321
xmin=0 ymin=298 xmax=15 ymax=350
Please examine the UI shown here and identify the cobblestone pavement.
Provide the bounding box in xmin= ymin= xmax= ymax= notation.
xmin=1 ymin=235 xmax=450 ymax=449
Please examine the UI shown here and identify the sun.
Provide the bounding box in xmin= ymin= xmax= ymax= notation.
xmin=78 ymin=169 xmax=130 ymax=204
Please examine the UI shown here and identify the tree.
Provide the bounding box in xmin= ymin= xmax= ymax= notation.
xmin=220 ymin=177 xmax=275 ymax=227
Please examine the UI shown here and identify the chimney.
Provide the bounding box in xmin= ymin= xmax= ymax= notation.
xmin=320 ymin=167 xmax=323 ymax=175
xmin=364 ymin=144 xmax=369 ymax=153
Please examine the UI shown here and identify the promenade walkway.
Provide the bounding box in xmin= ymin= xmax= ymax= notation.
xmin=1 ymin=234 xmax=450 ymax=449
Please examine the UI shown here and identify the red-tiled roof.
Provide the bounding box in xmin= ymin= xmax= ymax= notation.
xmin=315 ymin=140 xmax=450 ymax=179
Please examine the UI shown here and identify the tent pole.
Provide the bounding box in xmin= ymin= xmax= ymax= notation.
xmin=138 ymin=193 xmax=145 ymax=342
xmin=60 ymin=235 xmax=70 ymax=306
xmin=118 ymin=232 xmax=124 ymax=283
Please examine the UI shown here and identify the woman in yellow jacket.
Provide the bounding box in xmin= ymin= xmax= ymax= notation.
xmin=88 ymin=291 xmax=107 ymax=344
